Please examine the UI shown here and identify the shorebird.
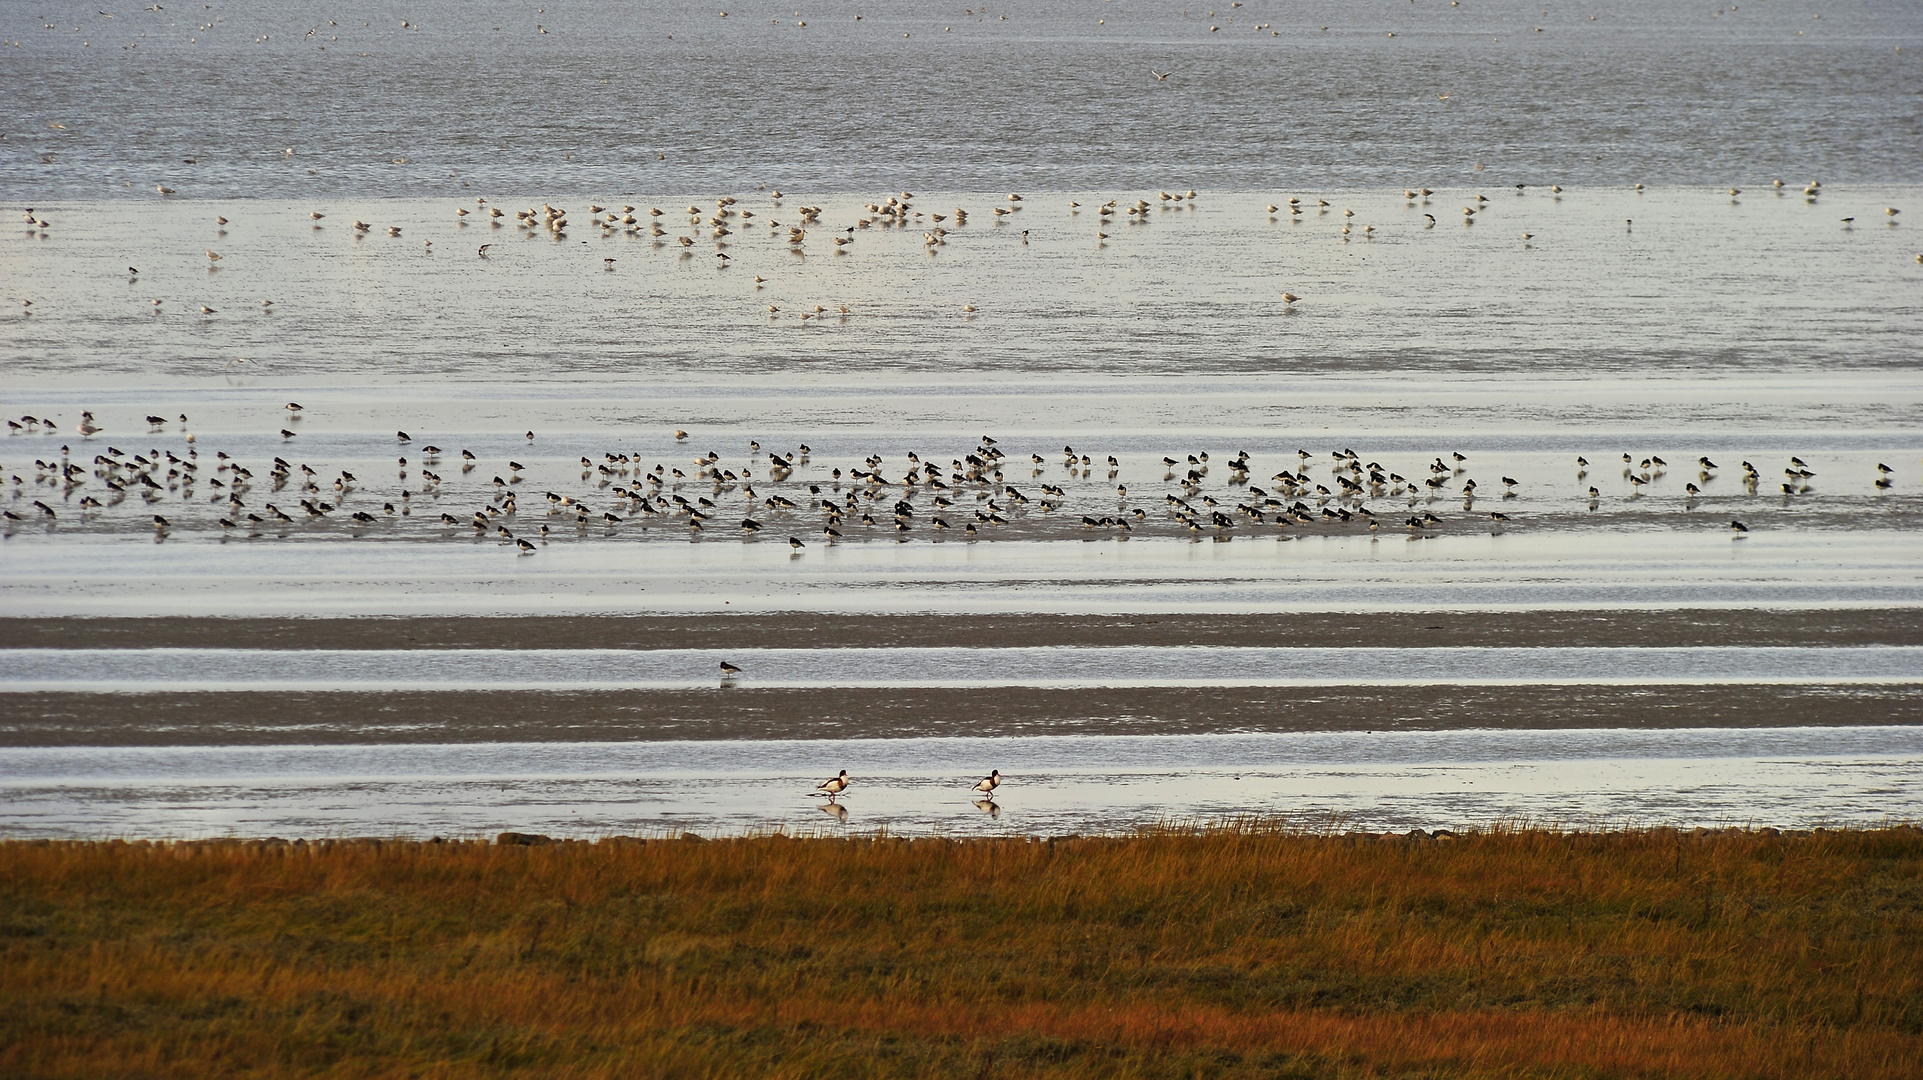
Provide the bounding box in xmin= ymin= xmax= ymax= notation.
xmin=719 ymin=660 xmax=742 ymax=677
xmin=814 ymin=770 xmax=850 ymax=801
xmin=972 ymin=770 xmax=1002 ymax=799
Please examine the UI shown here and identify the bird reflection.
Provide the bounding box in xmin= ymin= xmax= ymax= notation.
xmin=973 ymin=798 xmax=1001 ymax=819
xmin=821 ymin=802 xmax=849 ymax=822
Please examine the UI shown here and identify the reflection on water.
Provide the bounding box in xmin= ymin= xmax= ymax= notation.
xmin=5 ymin=0 xmax=1918 ymax=842
xmin=5 ymin=188 xmax=1920 ymax=383
xmin=3 ymin=530 xmax=1919 ymax=617
xmin=4 ymin=646 xmax=1920 ymax=692
xmin=1 ymin=727 xmax=1916 ymax=839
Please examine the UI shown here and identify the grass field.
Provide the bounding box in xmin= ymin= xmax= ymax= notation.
xmin=4 ymin=824 xmax=1920 ymax=1078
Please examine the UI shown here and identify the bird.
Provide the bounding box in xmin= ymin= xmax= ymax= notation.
xmin=1730 ymin=520 xmax=1749 ymax=533
xmin=478 ymin=244 xmax=492 ymax=256
xmin=719 ymin=660 xmax=742 ymax=677
xmin=972 ymin=770 xmax=1002 ymax=798
xmin=1281 ymin=292 xmax=1300 ymax=304
xmin=814 ymin=770 xmax=850 ymax=801
xmin=1151 ymin=69 xmax=1172 ymax=80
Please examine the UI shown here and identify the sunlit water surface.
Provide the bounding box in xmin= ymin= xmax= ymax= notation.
xmin=1 ymin=727 xmax=1916 ymax=839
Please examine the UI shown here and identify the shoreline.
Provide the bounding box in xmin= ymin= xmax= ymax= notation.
xmin=6 ymin=822 xmax=1917 ymax=845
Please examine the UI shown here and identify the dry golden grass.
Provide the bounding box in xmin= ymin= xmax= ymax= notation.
xmin=4 ymin=823 xmax=1920 ymax=1078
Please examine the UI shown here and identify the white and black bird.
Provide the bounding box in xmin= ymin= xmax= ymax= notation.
xmin=814 ymin=770 xmax=850 ymax=802
xmin=972 ymin=769 xmax=1002 ymax=799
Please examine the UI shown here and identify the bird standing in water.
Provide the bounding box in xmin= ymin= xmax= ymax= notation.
xmin=814 ymin=770 xmax=850 ymax=802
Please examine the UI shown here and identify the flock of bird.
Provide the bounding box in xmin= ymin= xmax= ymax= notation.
xmin=2 ymin=410 xmax=1908 ymax=546
xmin=14 ymin=179 xmax=1908 ymax=322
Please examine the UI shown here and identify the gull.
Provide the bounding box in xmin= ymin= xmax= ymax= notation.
xmin=1151 ymin=69 xmax=1172 ymax=80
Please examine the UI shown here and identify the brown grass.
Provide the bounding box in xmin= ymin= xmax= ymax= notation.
xmin=3 ymin=824 xmax=1920 ymax=1078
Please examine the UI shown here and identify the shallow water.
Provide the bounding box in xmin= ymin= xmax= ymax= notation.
xmin=5 ymin=645 xmax=1920 ymax=692
xmin=7 ymin=187 xmax=1922 ymax=382
xmin=3 ymin=0 xmax=1919 ymax=837
xmin=1 ymin=727 xmax=1916 ymax=839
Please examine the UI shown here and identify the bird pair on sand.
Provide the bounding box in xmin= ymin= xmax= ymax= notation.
xmin=811 ymin=769 xmax=1001 ymax=803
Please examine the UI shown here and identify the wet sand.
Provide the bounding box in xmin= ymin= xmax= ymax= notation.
xmin=6 ymin=683 xmax=1919 ymax=747
xmin=7 ymin=607 xmax=1921 ymax=652
xmin=10 ymin=610 xmax=1919 ymax=748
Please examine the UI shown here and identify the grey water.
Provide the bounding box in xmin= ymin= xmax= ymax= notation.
xmin=5 ymin=645 xmax=1921 ymax=691
xmin=1 ymin=727 xmax=1917 ymax=839
xmin=5 ymin=0 xmax=1919 ymax=199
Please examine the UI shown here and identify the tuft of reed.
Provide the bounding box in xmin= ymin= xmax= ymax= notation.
xmin=4 ymin=823 xmax=1921 ymax=1078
